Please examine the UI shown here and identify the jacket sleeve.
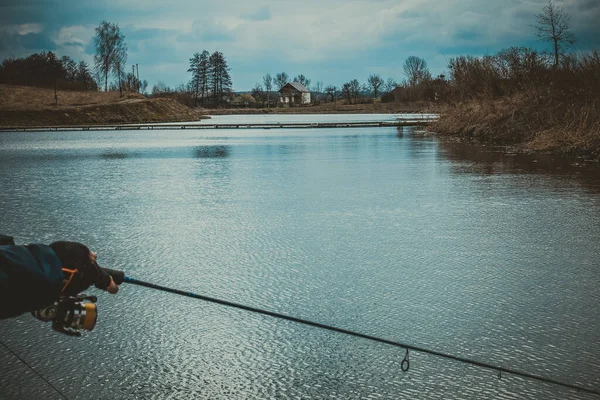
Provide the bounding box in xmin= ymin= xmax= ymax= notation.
xmin=0 ymin=238 xmax=64 ymax=319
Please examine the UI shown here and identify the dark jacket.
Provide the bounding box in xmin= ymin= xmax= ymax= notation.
xmin=0 ymin=235 xmax=64 ymax=319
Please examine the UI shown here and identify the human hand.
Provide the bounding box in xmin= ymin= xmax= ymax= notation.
xmin=50 ymin=241 xmax=119 ymax=296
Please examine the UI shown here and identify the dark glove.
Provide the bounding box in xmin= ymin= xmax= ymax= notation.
xmin=50 ymin=241 xmax=111 ymax=296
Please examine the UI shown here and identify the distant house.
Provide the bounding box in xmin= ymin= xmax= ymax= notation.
xmin=279 ymin=82 xmax=311 ymax=106
xmin=231 ymin=93 xmax=256 ymax=107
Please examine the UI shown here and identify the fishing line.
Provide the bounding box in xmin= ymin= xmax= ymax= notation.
xmin=123 ymin=276 xmax=600 ymax=397
xmin=0 ymin=338 xmax=70 ymax=400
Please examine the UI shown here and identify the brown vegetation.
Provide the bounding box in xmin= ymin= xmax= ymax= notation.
xmin=430 ymin=49 xmax=600 ymax=158
xmin=204 ymin=101 xmax=440 ymax=115
xmin=0 ymin=84 xmax=207 ymax=126
xmin=0 ymin=84 xmax=143 ymax=110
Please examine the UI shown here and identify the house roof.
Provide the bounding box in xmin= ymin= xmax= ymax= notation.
xmin=280 ymin=82 xmax=309 ymax=93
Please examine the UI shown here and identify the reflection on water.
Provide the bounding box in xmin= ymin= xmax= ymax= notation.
xmin=195 ymin=145 xmax=230 ymax=158
xmin=0 ymin=121 xmax=599 ymax=400
xmin=438 ymin=141 xmax=600 ymax=180
xmin=101 ymin=151 xmax=130 ymax=159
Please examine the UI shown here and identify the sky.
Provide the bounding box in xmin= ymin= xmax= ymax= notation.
xmin=1 ymin=0 xmax=599 ymax=91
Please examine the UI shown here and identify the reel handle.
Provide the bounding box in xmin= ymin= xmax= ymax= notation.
xmin=101 ymin=267 xmax=125 ymax=285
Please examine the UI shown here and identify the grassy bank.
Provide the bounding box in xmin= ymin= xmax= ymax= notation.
xmin=0 ymin=85 xmax=208 ymax=126
xmin=431 ymin=93 xmax=600 ymax=158
xmin=203 ymin=101 xmax=439 ymax=115
xmin=428 ymin=50 xmax=600 ymax=159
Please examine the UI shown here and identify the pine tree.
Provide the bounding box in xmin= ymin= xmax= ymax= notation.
xmin=188 ymin=52 xmax=201 ymax=106
xmin=208 ymin=51 xmax=232 ymax=106
xmin=198 ymin=50 xmax=210 ymax=106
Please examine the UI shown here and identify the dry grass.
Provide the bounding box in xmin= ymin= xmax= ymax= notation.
xmin=204 ymin=101 xmax=440 ymax=115
xmin=0 ymin=98 xmax=208 ymax=126
xmin=431 ymin=92 xmax=600 ymax=158
xmin=0 ymin=84 xmax=144 ymax=111
xmin=0 ymin=85 xmax=208 ymax=126
xmin=431 ymin=50 xmax=600 ymax=158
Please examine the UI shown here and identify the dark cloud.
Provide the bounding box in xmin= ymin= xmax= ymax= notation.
xmin=0 ymin=30 xmax=56 ymax=53
xmin=122 ymin=27 xmax=179 ymax=53
xmin=577 ymin=0 xmax=599 ymax=12
xmin=0 ymin=0 xmax=103 ymax=27
xmin=123 ymin=27 xmax=178 ymax=42
xmin=572 ymin=2 xmax=600 ymax=51
xmin=0 ymin=0 xmax=167 ymax=32
xmin=18 ymin=32 xmax=57 ymax=49
xmin=574 ymin=28 xmax=600 ymax=51
xmin=0 ymin=0 xmax=597 ymax=90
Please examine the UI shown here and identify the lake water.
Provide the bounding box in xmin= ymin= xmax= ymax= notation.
xmin=1 ymin=114 xmax=599 ymax=399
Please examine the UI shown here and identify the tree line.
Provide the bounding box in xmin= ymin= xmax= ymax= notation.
xmin=186 ymin=50 xmax=232 ymax=106
xmin=245 ymin=71 xmax=400 ymax=108
xmin=0 ymin=51 xmax=97 ymax=91
xmin=1 ymin=1 xmax=592 ymax=112
xmin=0 ymin=20 xmax=148 ymax=96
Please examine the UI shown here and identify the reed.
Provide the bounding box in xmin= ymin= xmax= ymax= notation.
xmin=431 ymin=49 xmax=600 ymax=158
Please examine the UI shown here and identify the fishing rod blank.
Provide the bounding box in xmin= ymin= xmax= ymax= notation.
xmin=101 ymin=268 xmax=600 ymax=397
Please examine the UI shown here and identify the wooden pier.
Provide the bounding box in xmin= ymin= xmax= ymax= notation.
xmin=0 ymin=117 xmax=437 ymax=133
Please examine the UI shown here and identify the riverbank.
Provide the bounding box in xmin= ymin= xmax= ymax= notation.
xmin=429 ymin=94 xmax=600 ymax=160
xmin=0 ymin=85 xmax=208 ymax=126
xmin=201 ymin=101 xmax=439 ymax=115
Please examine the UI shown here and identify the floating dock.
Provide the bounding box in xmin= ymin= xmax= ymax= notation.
xmin=0 ymin=118 xmax=437 ymax=133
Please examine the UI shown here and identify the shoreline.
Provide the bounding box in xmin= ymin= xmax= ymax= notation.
xmin=428 ymin=99 xmax=600 ymax=162
xmin=0 ymin=98 xmax=209 ymax=127
xmin=201 ymin=103 xmax=439 ymax=115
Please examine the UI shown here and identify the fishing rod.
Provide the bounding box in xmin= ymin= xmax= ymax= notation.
xmin=36 ymin=267 xmax=600 ymax=396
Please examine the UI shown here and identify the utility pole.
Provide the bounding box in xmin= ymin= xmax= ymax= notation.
xmin=334 ymin=88 xmax=336 ymax=110
xmin=117 ymin=61 xmax=122 ymax=97
xmin=136 ymin=64 xmax=140 ymax=93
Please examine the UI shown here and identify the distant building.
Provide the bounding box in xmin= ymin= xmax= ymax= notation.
xmin=279 ymin=82 xmax=311 ymax=106
xmin=392 ymin=86 xmax=407 ymax=103
xmin=231 ymin=93 xmax=256 ymax=107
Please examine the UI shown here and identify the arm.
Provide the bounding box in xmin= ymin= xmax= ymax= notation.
xmin=1 ymin=237 xmax=119 ymax=320
xmin=0 ymin=239 xmax=64 ymax=319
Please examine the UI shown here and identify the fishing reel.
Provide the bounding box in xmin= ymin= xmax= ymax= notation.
xmin=32 ymin=294 xmax=98 ymax=337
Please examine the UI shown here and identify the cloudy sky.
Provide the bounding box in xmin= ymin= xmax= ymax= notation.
xmin=1 ymin=0 xmax=598 ymax=91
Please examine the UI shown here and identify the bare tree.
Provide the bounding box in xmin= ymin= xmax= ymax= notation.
xmin=293 ymin=74 xmax=311 ymax=89
xmin=115 ymin=60 xmax=125 ymax=96
xmin=314 ymin=81 xmax=323 ymax=94
xmin=93 ymin=21 xmax=127 ymax=92
xmin=324 ymin=85 xmax=337 ymax=103
xmin=152 ymin=81 xmax=171 ymax=95
xmin=403 ymin=56 xmax=431 ymax=87
xmin=341 ymin=83 xmax=352 ymax=104
xmin=341 ymin=79 xmax=361 ymax=104
xmin=252 ymin=83 xmax=264 ymax=105
xmin=367 ymin=74 xmax=384 ymax=98
xmin=535 ymin=0 xmax=576 ymax=67
xmin=275 ymin=72 xmax=289 ymax=91
xmin=384 ymin=78 xmax=397 ymax=92
xmin=263 ymin=73 xmax=273 ymax=109
xmin=140 ymin=79 xmax=148 ymax=95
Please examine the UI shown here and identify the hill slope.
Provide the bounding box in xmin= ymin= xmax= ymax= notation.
xmin=0 ymin=85 xmax=208 ymax=126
